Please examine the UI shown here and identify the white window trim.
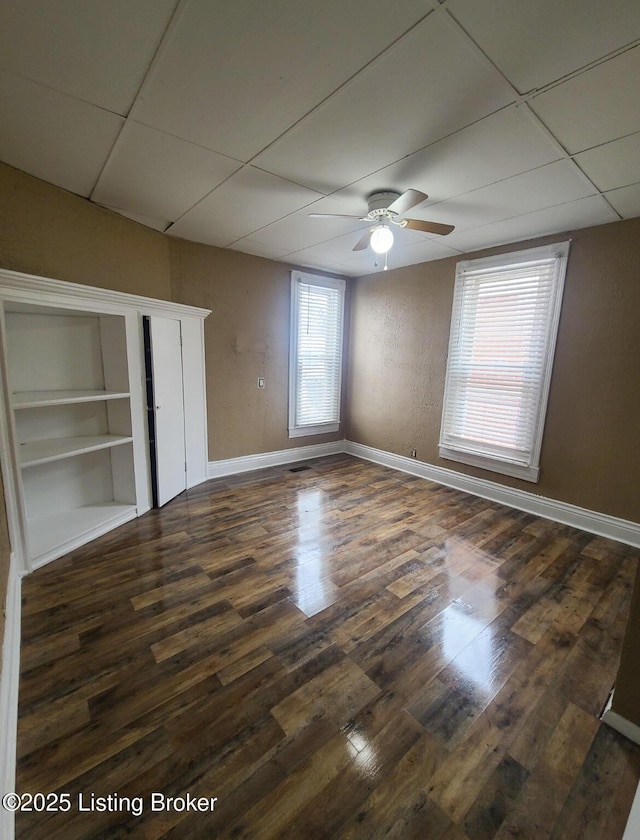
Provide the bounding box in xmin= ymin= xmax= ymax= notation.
xmin=439 ymin=241 xmax=570 ymax=483
xmin=288 ymin=271 xmax=345 ymax=439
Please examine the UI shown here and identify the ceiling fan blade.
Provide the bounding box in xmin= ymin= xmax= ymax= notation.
xmin=353 ymin=230 xmax=372 ymax=251
xmin=386 ymin=189 xmax=428 ymax=216
xmin=404 ymin=218 xmax=455 ymax=236
xmin=308 ymin=213 xmax=363 ymax=219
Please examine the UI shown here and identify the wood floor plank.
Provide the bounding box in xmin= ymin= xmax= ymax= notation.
xmin=14 ymin=454 xmax=640 ymax=839
xmin=17 ymin=695 xmax=91 ymax=759
xmin=491 ymin=702 xmax=599 ymax=839
xmin=549 ymin=724 xmax=640 ymax=840
xmin=334 ymin=731 xmax=452 ymax=840
xmin=462 ymin=754 xmax=529 ymax=840
xmin=216 ymin=731 xmax=355 ymax=840
xmin=271 ymin=656 xmax=380 ymax=736
xmin=18 ymin=728 xmax=175 ymax=840
xmin=256 ymin=711 xmax=425 ymax=840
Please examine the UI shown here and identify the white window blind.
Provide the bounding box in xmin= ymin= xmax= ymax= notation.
xmin=289 ymin=272 xmax=345 ymax=438
xmin=439 ymin=242 xmax=569 ymax=482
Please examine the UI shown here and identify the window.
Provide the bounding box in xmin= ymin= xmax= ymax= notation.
xmin=439 ymin=242 xmax=569 ymax=482
xmin=289 ymin=271 xmax=346 ymax=438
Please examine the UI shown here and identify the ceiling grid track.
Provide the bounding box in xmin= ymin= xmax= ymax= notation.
xmin=2 ymin=0 xmax=639 ymax=273
xmin=89 ymin=0 xmax=191 ymax=203
xmin=439 ymin=1 xmax=626 ymax=222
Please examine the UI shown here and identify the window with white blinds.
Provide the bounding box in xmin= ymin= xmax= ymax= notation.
xmin=439 ymin=242 xmax=569 ymax=482
xmin=289 ymin=272 xmax=345 ymax=438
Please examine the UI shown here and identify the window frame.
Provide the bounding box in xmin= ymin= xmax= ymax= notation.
xmin=439 ymin=241 xmax=570 ymax=482
xmin=288 ymin=270 xmax=346 ymax=439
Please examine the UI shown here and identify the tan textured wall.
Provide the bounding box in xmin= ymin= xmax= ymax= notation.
xmin=0 ymin=163 xmax=638 ymax=714
xmin=0 ymin=165 xmax=172 ymax=657
xmin=0 ymin=162 xmax=347 ymax=468
xmin=347 ymin=217 xmax=640 ymax=523
xmin=170 ymin=238 xmax=347 ymax=460
xmin=0 ymin=163 xmax=171 ymax=299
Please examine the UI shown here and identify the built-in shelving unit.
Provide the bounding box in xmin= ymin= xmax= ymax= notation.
xmin=3 ymin=302 xmax=139 ymax=566
xmin=0 ymin=267 xmax=211 ymax=573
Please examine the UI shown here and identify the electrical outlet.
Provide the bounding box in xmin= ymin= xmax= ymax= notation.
xmin=410 ymin=449 xmax=417 ymax=458
xmin=257 ymin=377 xmax=265 ymax=389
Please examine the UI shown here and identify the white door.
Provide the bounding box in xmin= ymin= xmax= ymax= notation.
xmin=149 ymin=316 xmax=187 ymax=506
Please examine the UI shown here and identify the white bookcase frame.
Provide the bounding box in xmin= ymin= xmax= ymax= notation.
xmin=0 ymin=268 xmax=210 ymax=574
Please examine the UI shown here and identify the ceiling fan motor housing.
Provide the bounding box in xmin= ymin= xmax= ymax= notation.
xmin=366 ymin=191 xmax=401 ymax=219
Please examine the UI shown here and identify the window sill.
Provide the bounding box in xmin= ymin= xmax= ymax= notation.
xmin=288 ymin=422 xmax=340 ymax=439
xmin=438 ymin=446 xmax=539 ymax=483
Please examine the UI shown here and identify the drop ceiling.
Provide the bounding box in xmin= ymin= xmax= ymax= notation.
xmin=1 ymin=0 xmax=639 ymax=276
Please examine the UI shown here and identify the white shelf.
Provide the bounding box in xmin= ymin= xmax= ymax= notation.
xmin=19 ymin=434 xmax=133 ymax=468
xmin=27 ymin=503 xmax=138 ymax=563
xmin=12 ymin=389 xmax=130 ymax=408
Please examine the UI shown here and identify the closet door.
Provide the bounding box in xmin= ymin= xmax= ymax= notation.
xmin=149 ymin=316 xmax=187 ymax=506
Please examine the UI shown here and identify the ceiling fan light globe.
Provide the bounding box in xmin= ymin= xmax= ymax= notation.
xmin=370 ymin=225 xmax=394 ymax=254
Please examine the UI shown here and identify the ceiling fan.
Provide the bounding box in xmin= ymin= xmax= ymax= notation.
xmin=309 ymin=189 xmax=455 ymax=261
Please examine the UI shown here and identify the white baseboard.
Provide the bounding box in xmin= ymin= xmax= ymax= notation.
xmin=205 ymin=439 xmax=640 ymax=547
xmin=601 ymin=709 xmax=640 ymax=745
xmin=601 ymin=692 xmax=640 ymax=746
xmin=208 ymin=440 xmax=346 ymax=479
xmin=345 ymin=441 xmax=640 ymax=548
xmin=0 ymin=554 xmax=21 ymax=840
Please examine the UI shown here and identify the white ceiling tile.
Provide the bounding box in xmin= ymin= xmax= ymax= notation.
xmin=91 ymin=122 xmax=242 ymax=222
xmin=238 ymin=195 xmax=372 ymax=254
xmin=296 ymin=256 xmax=366 ymax=278
xmin=284 ymin=224 xmax=431 ymax=270
xmin=604 ymin=183 xmax=640 ymax=218
xmin=414 ymin=160 xmax=596 ymax=232
xmin=0 ymin=0 xmax=178 ymax=115
xmin=284 ymin=244 xmax=352 ymax=273
xmin=286 ymin=230 xmax=377 ymax=269
xmin=1 ymin=1 xmax=638 ymax=277
xmin=342 ymin=234 xmax=461 ymax=276
xmin=97 ymin=206 xmax=170 ymax=232
xmin=333 ymin=105 xmax=562 ymax=209
xmin=252 ymin=15 xmax=515 ymax=193
xmin=289 ymin=255 xmax=353 ymax=276
xmin=444 ymin=196 xmax=618 ymax=254
xmin=574 ymin=132 xmax=640 ymax=192
xmin=329 ymin=262 xmax=373 ymax=278
xmin=166 ymin=167 xmax=324 ymax=247
xmin=227 ymin=239 xmax=291 ymax=261
xmin=334 ymin=250 xmax=391 ymax=276
xmin=338 ymin=236 xmax=462 ymax=275
xmin=0 ymin=70 xmax=123 ymax=197
xmin=447 ymin=0 xmax=640 ymax=93
xmin=387 ymin=238 xmax=464 ymax=267
xmin=133 ymin=0 xmax=436 ymax=161
xmin=530 ymin=46 xmax=640 ymax=154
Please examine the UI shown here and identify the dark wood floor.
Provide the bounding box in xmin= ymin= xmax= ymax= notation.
xmin=16 ymin=454 xmax=640 ymax=839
